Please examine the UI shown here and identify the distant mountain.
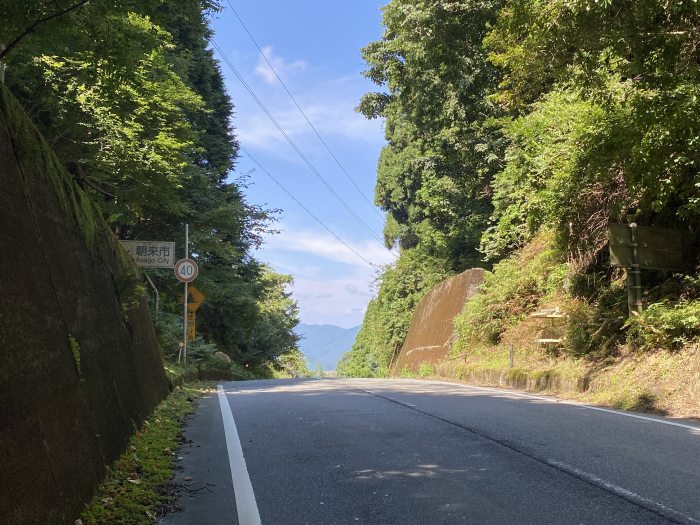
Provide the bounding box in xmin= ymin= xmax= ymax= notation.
xmin=296 ymin=323 xmax=360 ymax=371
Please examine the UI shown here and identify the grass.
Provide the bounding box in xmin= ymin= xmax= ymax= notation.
xmin=437 ymin=233 xmax=700 ymax=418
xmin=78 ymin=382 xmax=213 ymax=525
xmin=438 ymin=345 xmax=588 ymax=393
xmin=576 ymin=348 xmax=700 ymax=416
xmin=432 ymin=343 xmax=700 ymax=418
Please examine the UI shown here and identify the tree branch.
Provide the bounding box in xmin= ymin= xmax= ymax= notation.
xmin=0 ymin=0 xmax=92 ymax=61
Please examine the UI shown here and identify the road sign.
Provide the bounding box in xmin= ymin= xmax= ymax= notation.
xmin=119 ymin=240 xmax=175 ymax=268
xmin=179 ymin=285 xmax=206 ymax=312
xmin=188 ymin=285 xmax=205 ymax=312
xmin=609 ymin=223 xmax=685 ymax=316
xmin=174 ymin=258 xmax=198 ymax=283
xmin=187 ymin=312 xmax=196 ymax=341
xmin=609 ymin=224 xmax=683 ymax=271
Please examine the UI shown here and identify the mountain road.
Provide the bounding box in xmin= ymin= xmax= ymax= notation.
xmin=159 ymin=378 xmax=700 ymax=525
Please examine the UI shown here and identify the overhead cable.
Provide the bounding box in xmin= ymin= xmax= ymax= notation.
xmin=224 ymin=0 xmax=383 ymax=219
xmin=210 ymin=39 xmax=385 ymax=245
xmin=241 ymin=147 xmax=377 ymax=268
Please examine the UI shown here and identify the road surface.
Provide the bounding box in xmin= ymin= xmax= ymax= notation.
xmin=160 ymin=378 xmax=700 ymax=524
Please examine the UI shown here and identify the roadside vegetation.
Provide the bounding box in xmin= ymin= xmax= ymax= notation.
xmin=1 ymin=0 xmax=306 ymax=375
xmin=339 ymin=0 xmax=700 ymax=416
xmin=78 ymin=383 xmax=210 ymax=525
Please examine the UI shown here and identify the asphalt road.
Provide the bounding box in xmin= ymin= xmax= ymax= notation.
xmin=159 ymin=378 xmax=700 ymax=525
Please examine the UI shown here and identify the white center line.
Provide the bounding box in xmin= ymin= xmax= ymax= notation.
xmin=217 ymin=384 xmax=262 ymax=525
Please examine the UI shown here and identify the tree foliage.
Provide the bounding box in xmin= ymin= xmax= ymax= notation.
xmin=3 ymin=0 xmax=301 ymax=369
xmin=345 ymin=0 xmax=700 ymax=374
xmin=357 ymin=0 xmax=506 ymax=270
xmin=337 ymin=247 xmax=451 ymax=377
xmin=486 ymin=0 xmax=700 ymax=263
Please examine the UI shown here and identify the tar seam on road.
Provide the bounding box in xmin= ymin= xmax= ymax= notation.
xmin=217 ymin=385 xmax=263 ymax=525
xmin=353 ymin=386 xmax=696 ymax=525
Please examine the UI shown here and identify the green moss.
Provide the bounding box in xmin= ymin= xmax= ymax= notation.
xmin=68 ymin=335 xmax=82 ymax=380
xmin=80 ymin=383 xmax=210 ymax=524
xmin=0 ymin=84 xmax=102 ymax=247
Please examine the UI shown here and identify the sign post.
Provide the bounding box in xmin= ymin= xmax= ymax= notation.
xmin=174 ymin=224 xmax=198 ymax=365
xmin=119 ymin=240 xmax=176 ymax=320
xmin=608 ymin=223 xmax=683 ymax=316
xmin=628 ymin=224 xmax=643 ymax=315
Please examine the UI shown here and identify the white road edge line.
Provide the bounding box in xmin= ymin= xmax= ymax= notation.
xmin=217 ymin=384 xmax=262 ymax=525
xmin=546 ymin=459 xmax=700 ymax=524
xmin=422 ymin=380 xmax=700 ymax=432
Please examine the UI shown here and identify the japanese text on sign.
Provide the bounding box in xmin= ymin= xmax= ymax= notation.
xmin=119 ymin=241 xmax=176 ymax=268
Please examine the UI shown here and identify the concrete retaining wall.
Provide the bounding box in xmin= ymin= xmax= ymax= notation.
xmin=391 ymin=268 xmax=484 ymax=375
xmin=0 ymin=85 xmax=169 ymax=524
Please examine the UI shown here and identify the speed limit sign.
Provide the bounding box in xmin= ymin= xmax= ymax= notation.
xmin=174 ymin=258 xmax=198 ymax=282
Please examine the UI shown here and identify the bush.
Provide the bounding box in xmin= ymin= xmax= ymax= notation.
xmin=626 ymin=300 xmax=700 ymax=352
xmin=418 ymin=362 xmax=433 ymax=378
xmin=155 ymin=312 xmax=183 ymax=359
xmin=563 ymin=282 xmax=627 ymax=358
xmin=455 ymin=232 xmax=567 ymax=348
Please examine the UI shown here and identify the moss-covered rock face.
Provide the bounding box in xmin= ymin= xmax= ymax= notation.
xmin=0 ymin=85 xmax=169 ymax=524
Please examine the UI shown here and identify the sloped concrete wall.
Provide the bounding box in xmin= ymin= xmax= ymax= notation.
xmin=391 ymin=268 xmax=484 ymax=375
xmin=0 ymin=85 xmax=169 ymax=524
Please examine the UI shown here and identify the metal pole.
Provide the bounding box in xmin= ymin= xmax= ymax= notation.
xmin=183 ymin=223 xmax=189 ymax=366
xmin=628 ymin=223 xmax=643 ymax=315
xmin=144 ymin=274 xmax=160 ymax=322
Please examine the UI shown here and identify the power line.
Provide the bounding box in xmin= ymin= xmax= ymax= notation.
xmin=224 ymin=0 xmax=383 ymax=220
xmin=210 ymin=39 xmax=385 ymax=245
xmin=241 ymin=147 xmax=376 ymax=268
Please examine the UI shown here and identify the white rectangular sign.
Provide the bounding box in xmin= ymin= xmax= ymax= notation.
xmin=119 ymin=240 xmax=176 ymax=268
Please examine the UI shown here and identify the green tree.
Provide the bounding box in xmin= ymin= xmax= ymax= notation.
xmin=485 ymin=0 xmax=700 ymax=264
xmin=3 ymin=0 xmax=303 ymax=371
xmin=337 ymin=247 xmax=451 ymax=377
xmin=358 ymin=0 xmax=505 ymax=270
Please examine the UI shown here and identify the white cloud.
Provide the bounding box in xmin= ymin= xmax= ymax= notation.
xmin=234 ymin=64 xmax=385 ymax=155
xmin=254 ymin=46 xmax=307 ymax=85
xmin=290 ymin=275 xmax=372 ymax=328
xmin=236 ymin=99 xmax=383 ymax=154
xmin=255 ymin=227 xmax=397 ymax=327
xmin=263 ymin=228 xmax=396 ymax=269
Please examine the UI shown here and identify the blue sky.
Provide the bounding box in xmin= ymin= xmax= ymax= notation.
xmin=211 ymin=1 xmax=395 ymax=328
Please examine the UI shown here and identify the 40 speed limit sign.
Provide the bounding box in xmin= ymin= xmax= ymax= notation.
xmin=174 ymin=258 xmax=198 ymax=283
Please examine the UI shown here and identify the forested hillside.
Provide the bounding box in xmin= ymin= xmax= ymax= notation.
xmin=339 ymin=0 xmax=700 ymax=391
xmin=0 ymin=0 xmax=305 ymax=376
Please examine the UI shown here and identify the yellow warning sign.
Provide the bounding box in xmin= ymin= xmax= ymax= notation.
xmin=180 ymin=286 xmax=206 ymax=313
xmin=187 ymin=312 xmax=196 ymax=341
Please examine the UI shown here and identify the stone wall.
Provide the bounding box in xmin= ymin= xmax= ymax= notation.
xmin=391 ymin=268 xmax=485 ymax=375
xmin=0 ymin=85 xmax=169 ymax=524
